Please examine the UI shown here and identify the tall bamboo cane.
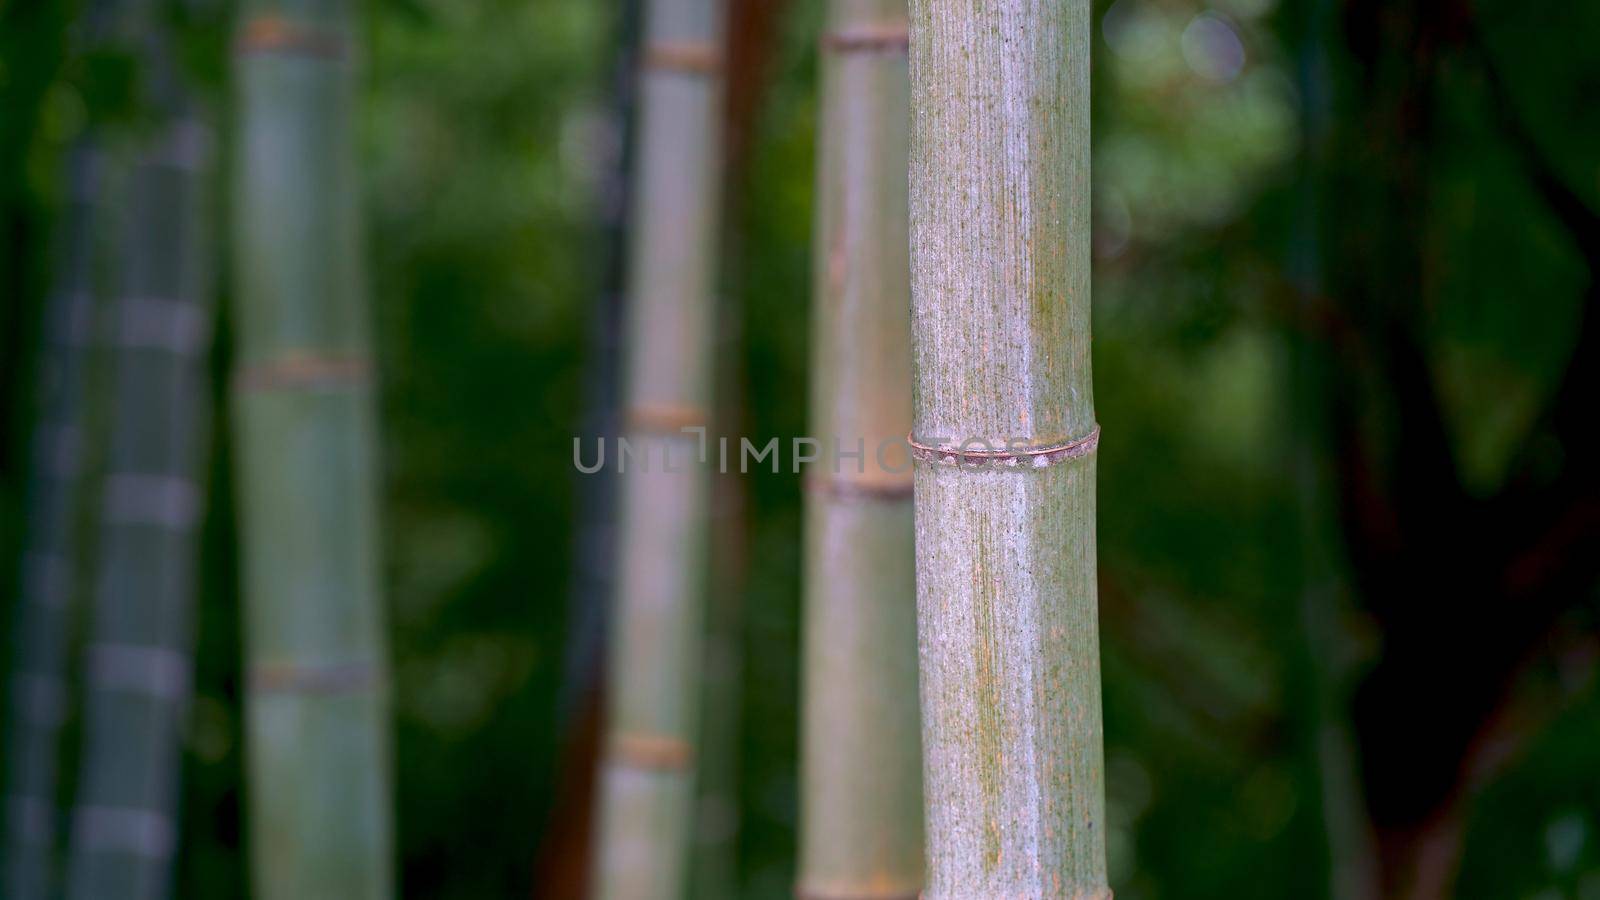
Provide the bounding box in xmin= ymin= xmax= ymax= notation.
xmin=1289 ymin=1 xmax=1379 ymax=893
xmin=231 ymin=3 xmax=392 ymax=897
xmin=1 ymin=143 xmax=100 ymax=900
xmin=591 ymin=0 xmax=726 ymax=895
xmin=534 ymin=1 xmax=644 ymax=894
xmin=907 ymin=2 xmax=1107 ymax=897
xmin=797 ymin=2 xmax=922 ymax=899
xmin=688 ymin=261 xmax=747 ymax=900
xmin=63 ymin=71 xmax=213 ymax=899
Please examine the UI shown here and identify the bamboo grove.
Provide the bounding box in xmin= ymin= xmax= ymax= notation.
xmin=2 ymin=0 xmax=1119 ymax=897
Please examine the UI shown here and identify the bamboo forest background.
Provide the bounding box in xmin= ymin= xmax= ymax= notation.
xmin=3 ymin=0 xmax=1599 ymax=897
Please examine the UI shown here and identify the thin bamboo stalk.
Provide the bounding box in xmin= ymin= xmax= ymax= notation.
xmin=1 ymin=143 xmax=101 ymax=900
xmin=231 ymin=3 xmax=392 ymax=898
xmin=560 ymin=0 xmax=642 ymax=736
xmin=907 ymin=2 xmax=1107 ymax=897
xmin=688 ymin=263 xmax=747 ymax=900
xmin=64 ymin=92 xmax=213 ymax=900
xmin=797 ymin=1 xmax=922 ymax=898
xmin=591 ymin=0 xmax=726 ymax=895
xmin=533 ymin=2 xmax=644 ymax=895
xmin=1289 ymin=1 xmax=1379 ymax=893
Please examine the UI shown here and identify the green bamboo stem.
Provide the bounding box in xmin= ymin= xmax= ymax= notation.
xmin=231 ymin=4 xmax=392 ymax=898
xmin=1289 ymin=2 xmax=1379 ymax=892
xmin=797 ymin=2 xmax=922 ymax=898
xmin=2 ymin=144 xmax=101 ymax=900
xmin=907 ymin=2 xmax=1107 ymax=897
xmin=688 ymin=299 xmax=747 ymax=900
xmin=64 ymin=107 xmax=213 ymax=897
xmin=61 ymin=4 xmax=214 ymax=893
xmin=591 ymin=0 xmax=726 ymax=896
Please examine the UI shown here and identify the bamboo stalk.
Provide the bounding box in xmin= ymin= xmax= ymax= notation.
xmin=231 ymin=3 xmax=392 ymax=898
xmin=1288 ymin=1 xmax=1380 ymax=893
xmin=591 ymin=0 xmax=726 ymax=895
xmin=796 ymin=1 xmax=922 ymax=898
xmin=560 ymin=0 xmax=642 ymax=736
xmin=1 ymin=143 xmax=101 ymax=900
xmin=907 ymin=2 xmax=1107 ymax=897
xmin=688 ymin=257 xmax=747 ymax=900
xmin=63 ymin=6 xmax=214 ymax=894
xmin=64 ymin=108 xmax=214 ymax=900
xmin=532 ymin=1 xmax=645 ymax=895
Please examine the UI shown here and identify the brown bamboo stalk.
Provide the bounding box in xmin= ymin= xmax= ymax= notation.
xmin=907 ymin=1 xmax=1108 ymax=897
xmin=796 ymin=1 xmax=923 ymax=898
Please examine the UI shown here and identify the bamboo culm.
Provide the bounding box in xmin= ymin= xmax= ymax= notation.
xmin=63 ymin=110 xmax=213 ymax=899
xmin=908 ymin=1 xmax=1108 ymax=897
xmin=231 ymin=3 xmax=393 ymax=897
xmin=591 ymin=0 xmax=727 ymax=896
xmin=688 ymin=249 xmax=747 ymax=900
xmin=1 ymin=144 xmax=100 ymax=900
xmin=797 ymin=0 xmax=923 ymax=898
xmin=559 ymin=0 xmax=641 ymax=733
xmin=59 ymin=4 xmax=215 ymax=892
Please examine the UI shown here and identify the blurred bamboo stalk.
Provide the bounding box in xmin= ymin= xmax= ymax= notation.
xmin=907 ymin=2 xmax=1107 ymax=897
xmin=590 ymin=0 xmax=726 ymax=895
xmin=685 ymin=1 xmax=788 ymax=891
xmin=687 ymin=276 xmax=745 ymax=900
xmin=534 ymin=1 xmax=642 ymax=895
xmin=1 ymin=142 xmax=100 ymax=900
xmin=561 ymin=0 xmax=643 ymax=733
xmin=1288 ymin=0 xmax=1381 ymax=894
xmin=231 ymin=3 xmax=393 ymax=897
xmin=796 ymin=1 xmax=922 ymax=898
xmin=63 ymin=62 xmax=214 ymax=900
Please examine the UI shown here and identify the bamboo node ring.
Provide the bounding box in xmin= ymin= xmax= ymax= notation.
xmin=907 ymin=425 xmax=1100 ymax=469
xmin=625 ymin=404 xmax=709 ymax=434
xmin=249 ymin=660 xmax=379 ymax=695
xmin=609 ymin=732 xmax=693 ymax=773
xmin=821 ymin=23 xmax=910 ymax=55
xmin=236 ymin=15 xmax=347 ymax=59
xmin=641 ymin=41 xmax=723 ymax=76
xmin=234 ymin=355 xmax=373 ymax=393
